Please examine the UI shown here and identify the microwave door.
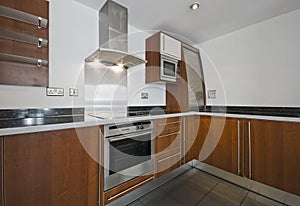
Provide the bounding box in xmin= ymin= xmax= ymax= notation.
xmin=161 ymin=55 xmax=178 ymax=82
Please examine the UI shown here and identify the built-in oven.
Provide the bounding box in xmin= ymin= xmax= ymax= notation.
xmin=160 ymin=54 xmax=179 ymax=82
xmin=104 ymin=120 xmax=154 ymax=191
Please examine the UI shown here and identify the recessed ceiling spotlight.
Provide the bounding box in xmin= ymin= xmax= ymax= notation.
xmin=190 ymin=2 xmax=200 ymax=10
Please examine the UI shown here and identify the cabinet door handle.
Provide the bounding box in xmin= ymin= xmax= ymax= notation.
xmin=157 ymin=120 xmax=181 ymax=126
xmin=237 ymin=120 xmax=240 ymax=175
xmin=157 ymin=131 xmax=180 ymax=139
xmin=248 ymin=121 xmax=252 ymax=179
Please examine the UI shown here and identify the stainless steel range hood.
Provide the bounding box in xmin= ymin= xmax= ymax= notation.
xmin=85 ymin=0 xmax=146 ymax=69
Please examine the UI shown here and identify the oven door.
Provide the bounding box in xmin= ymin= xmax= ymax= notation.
xmin=104 ymin=130 xmax=154 ymax=191
xmin=160 ymin=55 xmax=178 ymax=82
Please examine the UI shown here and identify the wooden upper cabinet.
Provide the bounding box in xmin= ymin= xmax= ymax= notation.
xmin=160 ymin=33 xmax=181 ymax=59
xmin=0 ymin=0 xmax=49 ymax=87
xmin=245 ymin=119 xmax=300 ymax=196
xmin=199 ymin=116 xmax=242 ymax=175
xmin=184 ymin=115 xmax=201 ymax=163
xmin=4 ymin=127 xmax=100 ymax=206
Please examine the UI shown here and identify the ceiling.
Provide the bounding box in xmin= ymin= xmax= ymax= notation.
xmin=75 ymin=0 xmax=300 ymax=44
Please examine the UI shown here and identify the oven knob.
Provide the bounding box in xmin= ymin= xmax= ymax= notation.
xmin=137 ymin=125 xmax=144 ymax=130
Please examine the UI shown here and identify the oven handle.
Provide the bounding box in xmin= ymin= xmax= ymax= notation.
xmin=107 ymin=130 xmax=152 ymax=142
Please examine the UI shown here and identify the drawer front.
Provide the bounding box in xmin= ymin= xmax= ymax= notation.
xmin=155 ymin=151 xmax=181 ymax=179
xmin=155 ymin=117 xmax=181 ymax=126
xmin=104 ymin=173 xmax=154 ymax=204
xmin=156 ymin=132 xmax=181 ymax=154
xmin=155 ymin=122 xmax=181 ymax=137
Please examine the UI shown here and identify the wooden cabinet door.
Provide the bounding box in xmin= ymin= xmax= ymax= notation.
xmin=0 ymin=137 xmax=2 ymax=206
xmin=4 ymin=127 xmax=100 ymax=206
xmin=199 ymin=116 xmax=242 ymax=175
xmin=184 ymin=115 xmax=201 ymax=163
xmin=245 ymin=119 xmax=300 ymax=196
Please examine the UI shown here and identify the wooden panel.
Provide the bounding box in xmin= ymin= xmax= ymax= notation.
xmin=199 ymin=116 xmax=240 ymax=175
xmin=0 ymin=60 xmax=48 ymax=87
xmin=0 ymin=0 xmax=49 ymax=19
xmin=4 ymin=127 xmax=99 ymax=206
xmin=99 ymin=126 xmax=104 ymax=206
xmin=246 ymin=119 xmax=300 ymax=196
xmin=0 ymin=17 xmax=48 ymax=39
xmin=0 ymin=137 xmax=2 ymax=206
xmin=145 ymin=32 xmax=160 ymax=83
xmin=0 ymin=0 xmax=49 ymax=87
xmin=155 ymin=117 xmax=181 ymax=125
xmin=156 ymin=133 xmax=181 ymax=154
xmin=184 ymin=115 xmax=201 ymax=163
xmin=0 ymin=39 xmax=48 ymax=59
xmin=104 ymin=173 xmax=154 ymax=204
xmin=155 ymin=149 xmax=181 ymax=179
xmin=166 ymin=55 xmax=189 ymax=113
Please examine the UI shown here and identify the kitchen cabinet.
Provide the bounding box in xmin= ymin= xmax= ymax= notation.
xmin=145 ymin=32 xmax=181 ymax=83
xmin=0 ymin=137 xmax=2 ymax=205
xmin=160 ymin=33 xmax=181 ymax=59
xmin=183 ymin=115 xmax=202 ymax=163
xmin=4 ymin=127 xmax=100 ymax=206
xmin=199 ymin=116 xmax=242 ymax=175
xmin=199 ymin=116 xmax=300 ymax=196
xmin=154 ymin=117 xmax=182 ymax=179
xmin=245 ymin=119 xmax=300 ymax=196
xmin=0 ymin=0 xmax=49 ymax=87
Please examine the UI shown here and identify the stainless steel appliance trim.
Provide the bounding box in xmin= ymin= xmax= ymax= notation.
xmin=0 ymin=5 xmax=48 ymax=28
xmin=0 ymin=53 xmax=48 ymax=67
xmin=237 ymin=120 xmax=240 ymax=175
xmin=157 ymin=120 xmax=181 ymax=126
xmin=157 ymin=131 xmax=180 ymax=139
xmin=248 ymin=121 xmax=252 ymax=179
xmin=0 ymin=29 xmax=48 ymax=47
xmin=107 ymin=176 xmax=154 ymax=202
xmin=107 ymin=130 xmax=152 ymax=142
xmin=160 ymin=54 xmax=178 ymax=82
xmin=104 ymin=160 xmax=154 ymax=191
xmin=157 ymin=152 xmax=181 ymax=163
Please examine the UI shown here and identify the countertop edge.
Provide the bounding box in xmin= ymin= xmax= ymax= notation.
xmin=0 ymin=112 xmax=299 ymax=136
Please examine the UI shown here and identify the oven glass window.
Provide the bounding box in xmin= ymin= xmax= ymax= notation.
xmin=163 ymin=61 xmax=176 ymax=77
xmin=109 ymin=133 xmax=151 ymax=175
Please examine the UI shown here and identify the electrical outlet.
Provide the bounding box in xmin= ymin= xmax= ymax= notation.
xmin=141 ymin=93 xmax=149 ymax=99
xmin=46 ymin=87 xmax=64 ymax=96
xmin=69 ymin=88 xmax=78 ymax=96
xmin=207 ymin=90 xmax=216 ymax=99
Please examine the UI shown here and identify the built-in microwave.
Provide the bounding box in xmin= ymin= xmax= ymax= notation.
xmin=160 ymin=54 xmax=179 ymax=82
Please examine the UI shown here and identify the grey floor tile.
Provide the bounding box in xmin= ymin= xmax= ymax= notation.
xmin=168 ymin=170 xmax=219 ymax=206
xmin=126 ymin=199 xmax=144 ymax=206
xmin=241 ymin=192 xmax=284 ymax=206
xmin=196 ymin=181 xmax=248 ymax=206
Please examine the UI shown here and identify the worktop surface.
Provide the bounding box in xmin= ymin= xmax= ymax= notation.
xmin=0 ymin=112 xmax=299 ymax=136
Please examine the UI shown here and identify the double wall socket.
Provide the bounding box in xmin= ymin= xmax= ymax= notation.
xmin=46 ymin=87 xmax=64 ymax=96
xmin=207 ymin=90 xmax=216 ymax=99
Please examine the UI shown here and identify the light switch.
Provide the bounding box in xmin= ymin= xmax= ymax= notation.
xmin=141 ymin=93 xmax=149 ymax=99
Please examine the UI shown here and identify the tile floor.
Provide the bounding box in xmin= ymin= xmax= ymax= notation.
xmin=126 ymin=168 xmax=285 ymax=206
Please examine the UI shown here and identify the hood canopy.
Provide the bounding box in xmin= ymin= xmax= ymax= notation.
xmin=85 ymin=0 xmax=146 ymax=69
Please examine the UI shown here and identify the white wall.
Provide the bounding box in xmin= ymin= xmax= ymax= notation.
xmin=0 ymin=0 xmax=98 ymax=109
xmin=199 ymin=9 xmax=300 ymax=107
xmin=127 ymin=26 xmax=166 ymax=106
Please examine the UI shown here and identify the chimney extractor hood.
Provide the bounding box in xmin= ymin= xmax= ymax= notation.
xmin=85 ymin=0 xmax=146 ymax=69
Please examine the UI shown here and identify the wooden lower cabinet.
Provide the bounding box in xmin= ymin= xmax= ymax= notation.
xmin=154 ymin=117 xmax=182 ymax=179
xmin=245 ymin=119 xmax=300 ymax=196
xmin=0 ymin=137 xmax=2 ymax=206
xmin=199 ymin=116 xmax=242 ymax=175
xmin=183 ymin=115 xmax=201 ymax=163
xmin=4 ymin=127 xmax=100 ymax=206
